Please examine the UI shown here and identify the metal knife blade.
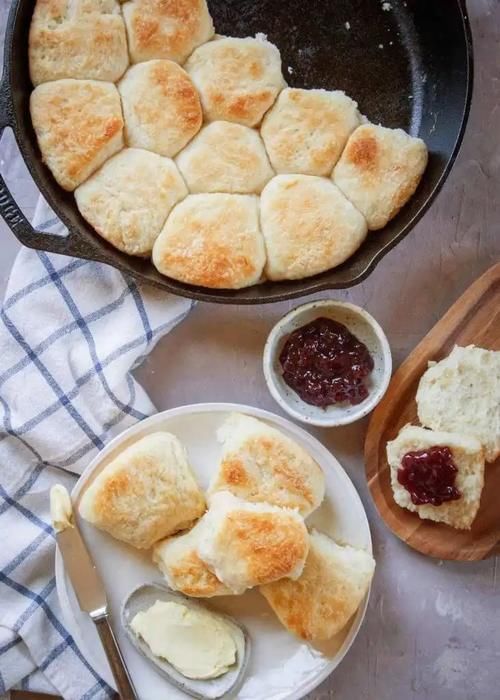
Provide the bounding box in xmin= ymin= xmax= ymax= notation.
xmin=56 ymin=525 xmax=107 ymax=617
xmin=57 ymin=522 xmax=138 ymax=699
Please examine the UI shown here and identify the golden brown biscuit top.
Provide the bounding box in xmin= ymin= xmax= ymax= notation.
xmin=135 ymin=61 xmax=201 ymax=134
xmin=31 ymin=18 xmax=126 ymax=53
xmin=153 ymin=194 xmax=264 ymax=289
xmin=30 ymin=81 xmax=123 ymax=186
xmin=218 ymin=437 xmax=314 ymax=508
xmin=343 ymin=128 xmax=379 ymax=172
xmin=161 ymin=244 xmax=255 ymax=289
xmin=203 ymin=43 xmax=274 ymax=123
xmin=267 ymin=546 xmax=353 ymax=641
xmin=333 ymin=124 xmax=428 ymax=230
xmin=32 ymin=0 xmax=119 ymax=23
xmin=221 ymin=510 xmax=308 ymax=585
xmin=186 ymin=38 xmax=285 ymax=127
xmin=168 ymin=551 xmax=229 ymax=597
xmin=127 ymin=0 xmax=211 ymax=61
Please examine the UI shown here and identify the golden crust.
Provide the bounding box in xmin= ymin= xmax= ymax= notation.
xmin=209 ymin=413 xmax=325 ymax=516
xmin=228 ymin=510 xmax=308 ymax=585
xmin=175 ymin=121 xmax=274 ymax=194
xmin=260 ymin=530 xmax=375 ymax=641
xmin=30 ymin=79 xmax=124 ymax=191
xmin=260 ymin=175 xmax=367 ymax=281
xmin=123 ymin=0 xmax=214 ymax=64
xmin=185 ymin=37 xmax=286 ymax=127
xmin=169 ymin=552 xmax=228 ymax=597
xmin=30 ymin=0 xmax=121 ymax=25
xmin=79 ymin=432 xmax=206 ymax=549
xmin=29 ymin=0 xmax=128 ymax=85
xmin=198 ymin=492 xmax=309 ymax=592
xmin=152 ymin=194 xmax=266 ymax=289
xmin=153 ymin=521 xmax=232 ymax=597
xmin=261 ymin=88 xmax=360 ymax=176
xmin=119 ymin=60 xmax=202 ymax=157
xmin=333 ymin=123 xmax=428 ymax=230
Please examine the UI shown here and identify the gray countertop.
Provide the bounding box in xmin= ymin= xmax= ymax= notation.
xmin=1 ymin=2 xmax=499 ymax=699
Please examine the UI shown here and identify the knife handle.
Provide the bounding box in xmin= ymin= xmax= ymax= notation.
xmin=93 ymin=612 xmax=138 ymax=700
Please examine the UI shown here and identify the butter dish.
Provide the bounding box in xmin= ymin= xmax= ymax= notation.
xmin=121 ymin=582 xmax=249 ymax=700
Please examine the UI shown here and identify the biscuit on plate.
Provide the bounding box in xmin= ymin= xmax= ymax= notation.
xmin=152 ymin=193 xmax=266 ymax=289
xmin=29 ymin=0 xmax=128 ymax=85
xmin=333 ymin=123 xmax=428 ymax=230
xmin=261 ymin=88 xmax=361 ymax=176
xmin=387 ymin=424 xmax=485 ymax=530
xmin=185 ymin=36 xmax=286 ymax=127
xmin=176 ymin=121 xmax=274 ymax=194
xmin=153 ymin=519 xmax=232 ymax=598
xmin=30 ymin=79 xmax=124 ymax=191
xmin=260 ymin=529 xmax=375 ymax=642
xmin=260 ymin=175 xmax=367 ymax=281
xmin=123 ymin=0 xmax=214 ymax=64
xmin=208 ymin=413 xmax=325 ymax=516
xmin=79 ymin=432 xmax=205 ymax=549
xmin=119 ymin=60 xmax=202 ymax=158
xmin=75 ymin=148 xmax=187 ymax=256
xmin=416 ymin=345 xmax=500 ymax=462
xmin=197 ymin=491 xmax=309 ymax=594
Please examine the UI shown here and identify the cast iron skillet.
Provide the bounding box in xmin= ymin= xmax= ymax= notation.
xmin=0 ymin=0 xmax=473 ymax=304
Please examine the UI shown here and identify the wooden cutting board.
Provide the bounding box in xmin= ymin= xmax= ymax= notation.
xmin=365 ymin=262 xmax=500 ymax=560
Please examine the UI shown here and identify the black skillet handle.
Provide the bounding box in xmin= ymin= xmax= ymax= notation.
xmin=0 ymin=77 xmax=81 ymax=258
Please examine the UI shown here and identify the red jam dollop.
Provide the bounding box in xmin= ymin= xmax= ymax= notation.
xmin=278 ymin=317 xmax=374 ymax=407
xmin=397 ymin=446 xmax=462 ymax=506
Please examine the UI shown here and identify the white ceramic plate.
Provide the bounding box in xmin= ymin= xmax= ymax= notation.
xmin=56 ymin=403 xmax=373 ymax=700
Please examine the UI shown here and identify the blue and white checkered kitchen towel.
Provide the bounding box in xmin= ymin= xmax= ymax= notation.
xmin=0 ymin=197 xmax=193 ymax=699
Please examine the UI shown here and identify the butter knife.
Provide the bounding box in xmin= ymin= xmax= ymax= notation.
xmin=54 ymin=491 xmax=137 ymax=700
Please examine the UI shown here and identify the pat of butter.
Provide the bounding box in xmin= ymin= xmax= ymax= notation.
xmin=131 ymin=600 xmax=237 ymax=680
xmin=50 ymin=485 xmax=74 ymax=533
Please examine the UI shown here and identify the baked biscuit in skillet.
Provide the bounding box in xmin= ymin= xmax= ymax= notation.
xmin=185 ymin=36 xmax=286 ymax=127
xmin=261 ymin=88 xmax=361 ymax=176
xmin=260 ymin=175 xmax=367 ymax=281
xmin=123 ymin=0 xmax=214 ymax=64
xmin=29 ymin=0 xmax=129 ymax=85
xmin=333 ymin=123 xmax=428 ymax=230
xmin=153 ymin=193 xmax=266 ymax=289
xmin=75 ymin=148 xmax=188 ymax=255
xmin=176 ymin=121 xmax=274 ymax=194
xmin=119 ymin=60 xmax=202 ymax=158
xmin=30 ymin=79 xmax=124 ymax=191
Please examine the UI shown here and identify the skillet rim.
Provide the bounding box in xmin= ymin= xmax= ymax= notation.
xmin=0 ymin=0 xmax=474 ymax=305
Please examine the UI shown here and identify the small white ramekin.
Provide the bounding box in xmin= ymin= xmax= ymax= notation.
xmin=263 ymin=300 xmax=392 ymax=427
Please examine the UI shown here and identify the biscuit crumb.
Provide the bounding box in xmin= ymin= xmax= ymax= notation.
xmin=382 ymin=2 xmax=392 ymax=10
xmin=287 ymin=66 xmax=294 ymax=75
xmin=345 ymin=21 xmax=351 ymax=30
xmin=378 ymin=44 xmax=384 ymax=49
